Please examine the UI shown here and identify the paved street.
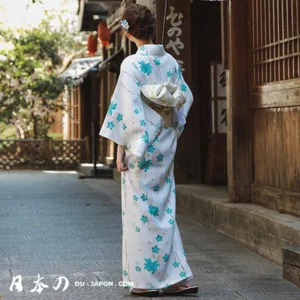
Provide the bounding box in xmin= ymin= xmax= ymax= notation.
xmin=0 ymin=171 xmax=299 ymax=300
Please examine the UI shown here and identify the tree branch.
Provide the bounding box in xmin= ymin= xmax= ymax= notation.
xmin=57 ymin=46 xmax=87 ymax=75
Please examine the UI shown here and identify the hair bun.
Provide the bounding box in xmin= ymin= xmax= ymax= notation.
xmin=121 ymin=4 xmax=155 ymax=40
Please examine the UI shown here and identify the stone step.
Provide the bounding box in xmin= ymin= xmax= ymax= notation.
xmin=282 ymin=246 xmax=300 ymax=287
xmin=175 ymin=184 xmax=300 ymax=267
xmin=78 ymin=163 xmax=113 ymax=179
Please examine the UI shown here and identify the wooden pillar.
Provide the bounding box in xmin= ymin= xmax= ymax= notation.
xmin=99 ymin=47 xmax=108 ymax=163
xmin=227 ymin=0 xmax=251 ymax=202
xmin=68 ymin=89 xmax=73 ymax=139
xmin=91 ymin=70 xmax=99 ymax=168
xmin=78 ymin=86 xmax=82 ymax=139
xmin=156 ymin=0 xmax=201 ymax=183
xmin=107 ymin=70 xmax=115 ymax=164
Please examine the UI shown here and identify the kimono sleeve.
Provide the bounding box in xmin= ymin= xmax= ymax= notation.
xmin=172 ymin=63 xmax=194 ymax=139
xmin=99 ymin=57 xmax=163 ymax=158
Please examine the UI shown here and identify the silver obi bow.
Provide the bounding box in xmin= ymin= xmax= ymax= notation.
xmin=140 ymin=82 xmax=186 ymax=110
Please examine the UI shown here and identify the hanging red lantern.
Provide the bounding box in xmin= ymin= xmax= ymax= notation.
xmin=87 ymin=33 xmax=98 ymax=56
xmin=97 ymin=22 xmax=111 ymax=47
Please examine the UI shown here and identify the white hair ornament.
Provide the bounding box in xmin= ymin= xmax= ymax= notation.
xmin=121 ymin=20 xmax=130 ymax=31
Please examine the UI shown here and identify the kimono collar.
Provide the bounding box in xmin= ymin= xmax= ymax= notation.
xmin=137 ymin=44 xmax=165 ymax=57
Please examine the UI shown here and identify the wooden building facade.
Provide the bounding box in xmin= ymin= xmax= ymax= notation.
xmin=77 ymin=0 xmax=300 ymax=217
xmin=226 ymin=0 xmax=300 ymax=216
xmin=61 ymin=56 xmax=102 ymax=161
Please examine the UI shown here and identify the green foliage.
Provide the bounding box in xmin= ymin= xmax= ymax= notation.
xmin=0 ymin=123 xmax=16 ymax=139
xmin=47 ymin=131 xmax=63 ymax=140
xmin=16 ymin=28 xmax=62 ymax=66
xmin=0 ymin=9 xmax=80 ymax=139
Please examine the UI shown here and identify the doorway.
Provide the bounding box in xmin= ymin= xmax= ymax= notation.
xmin=191 ymin=1 xmax=226 ymax=184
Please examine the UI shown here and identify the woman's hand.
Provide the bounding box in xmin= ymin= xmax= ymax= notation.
xmin=116 ymin=144 xmax=128 ymax=172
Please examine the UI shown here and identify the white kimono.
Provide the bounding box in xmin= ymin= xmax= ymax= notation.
xmin=99 ymin=44 xmax=194 ymax=289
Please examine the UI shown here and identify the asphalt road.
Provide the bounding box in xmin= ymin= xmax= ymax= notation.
xmin=0 ymin=171 xmax=299 ymax=300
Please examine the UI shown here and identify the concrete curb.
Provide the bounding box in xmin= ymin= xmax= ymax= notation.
xmin=176 ymin=184 xmax=300 ymax=266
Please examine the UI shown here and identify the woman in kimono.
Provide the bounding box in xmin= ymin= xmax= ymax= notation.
xmin=99 ymin=4 xmax=198 ymax=297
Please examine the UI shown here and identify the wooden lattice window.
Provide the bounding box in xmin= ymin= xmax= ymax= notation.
xmin=70 ymin=87 xmax=81 ymax=139
xmin=249 ymin=0 xmax=300 ymax=86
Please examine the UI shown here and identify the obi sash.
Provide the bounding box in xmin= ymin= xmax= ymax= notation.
xmin=141 ymin=82 xmax=187 ymax=127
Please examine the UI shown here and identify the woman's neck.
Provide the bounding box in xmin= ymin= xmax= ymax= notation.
xmin=135 ymin=39 xmax=153 ymax=48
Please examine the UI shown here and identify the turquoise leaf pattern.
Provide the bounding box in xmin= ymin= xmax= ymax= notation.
xmin=144 ymin=258 xmax=160 ymax=274
xmin=137 ymin=157 xmax=152 ymax=172
xmin=156 ymin=154 xmax=164 ymax=162
xmin=163 ymin=254 xmax=169 ymax=262
xmin=117 ymin=114 xmax=123 ymax=122
xmin=166 ymin=207 xmax=172 ymax=214
xmin=135 ymin=266 xmax=142 ymax=272
xmin=173 ymin=261 xmax=180 ymax=268
xmin=148 ymin=204 xmax=159 ymax=217
xmin=141 ymin=131 xmax=149 ymax=143
xmin=108 ymin=102 xmax=117 ymax=115
xmin=138 ymin=61 xmax=152 ymax=75
xmin=152 ymin=245 xmax=160 ymax=253
xmin=154 ymin=58 xmax=160 ymax=65
xmin=178 ymin=67 xmax=182 ymax=79
xmin=141 ymin=194 xmax=148 ymax=201
xmin=153 ymin=184 xmax=160 ymax=192
xmin=165 ymin=177 xmax=171 ymax=184
xmin=155 ymin=235 xmax=163 ymax=242
xmin=107 ymin=121 xmax=114 ymax=130
xmin=147 ymin=145 xmax=155 ymax=153
xmin=141 ymin=215 xmax=148 ymax=223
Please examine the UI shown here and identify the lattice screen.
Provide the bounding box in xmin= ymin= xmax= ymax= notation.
xmin=0 ymin=139 xmax=88 ymax=170
xmin=249 ymin=0 xmax=300 ymax=86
